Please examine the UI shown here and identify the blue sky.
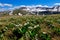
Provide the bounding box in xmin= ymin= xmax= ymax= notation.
xmin=0 ymin=0 xmax=60 ymax=11
xmin=0 ymin=0 xmax=60 ymax=6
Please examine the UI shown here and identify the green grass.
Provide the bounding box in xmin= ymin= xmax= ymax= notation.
xmin=0 ymin=14 xmax=60 ymax=40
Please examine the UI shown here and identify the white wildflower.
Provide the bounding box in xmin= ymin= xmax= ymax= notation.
xmin=19 ymin=24 xmax=22 ymax=26
xmin=24 ymin=23 xmax=27 ymax=25
xmin=15 ymin=25 xmax=19 ymax=27
xmin=34 ymin=26 xmax=37 ymax=28
xmin=43 ymin=32 xmax=47 ymax=34
xmin=34 ymin=25 xmax=39 ymax=28
xmin=24 ymin=22 xmax=29 ymax=25
xmin=27 ymin=22 xmax=29 ymax=24
xmin=5 ymin=27 xmax=8 ymax=30
xmin=36 ymin=25 xmax=39 ymax=27
xmin=3 ymin=29 xmax=6 ymax=31
xmin=28 ymin=27 xmax=33 ymax=29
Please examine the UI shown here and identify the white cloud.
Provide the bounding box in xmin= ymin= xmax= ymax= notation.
xmin=0 ymin=3 xmax=4 ymax=7
xmin=8 ymin=5 xmax=49 ymax=10
xmin=20 ymin=5 xmax=48 ymax=7
xmin=36 ymin=5 xmax=48 ymax=7
xmin=54 ymin=3 xmax=60 ymax=5
xmin=0 ymin=3 xmax=13 ymax=7
xmin=20 ymin=5 xmax=26 ymax=7
xmin=4 ymin=4 xmax=13 ymax=7
xmin=36 ymin=5 xmax=42 ymax=7
xmin=43 ymin=5 xmax=48 ymax=7
xmin=0 ymin=4 xmax=49 ymax=11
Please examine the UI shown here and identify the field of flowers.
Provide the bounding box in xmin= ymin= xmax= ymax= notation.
xmin=0 ymin=15 xmax=60 ymax=40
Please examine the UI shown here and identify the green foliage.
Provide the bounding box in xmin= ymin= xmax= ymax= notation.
xmin=13 ymin=29 xmax=23 ymax=40
xmin=20 ymin=27 xmax=27 ymax=34
xmin=46 ymin=21 xmax=52 ymax=26
xmin=6 ymin=23 xmax=15 ymax=28
xmin=49 ymin=25 xmax=60 ymax=35
xmin=56 ymin=19 xmax=60 ymax=24
xmin=1 ymin=27 xmax=8 ymax=33
xmin=52 ymin=27 xmax=60 ymax=35
xmin=0 ymin=32 xmax=3 ymax=40
xmin=40 ymin=33 xmax=51 ymax=40
xmin=9 ymin=18 xmax=16 ymax=21
xmin=28 ymin=30 xmax=36 ymax=38
xmin=28 ymin=25 xmax=40 ymax=39
xmin=0 ymin=15 xmax=60 ymax=40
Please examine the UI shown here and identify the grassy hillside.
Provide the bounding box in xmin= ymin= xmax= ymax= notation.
xmin=0 ymin=15 xmax=60 ymax=40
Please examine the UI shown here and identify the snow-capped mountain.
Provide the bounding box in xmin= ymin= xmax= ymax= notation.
xmin=8 ymin=5 xmax=60 ymax=15
xmin=19 ymin=5 xmax=60 ymax=12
